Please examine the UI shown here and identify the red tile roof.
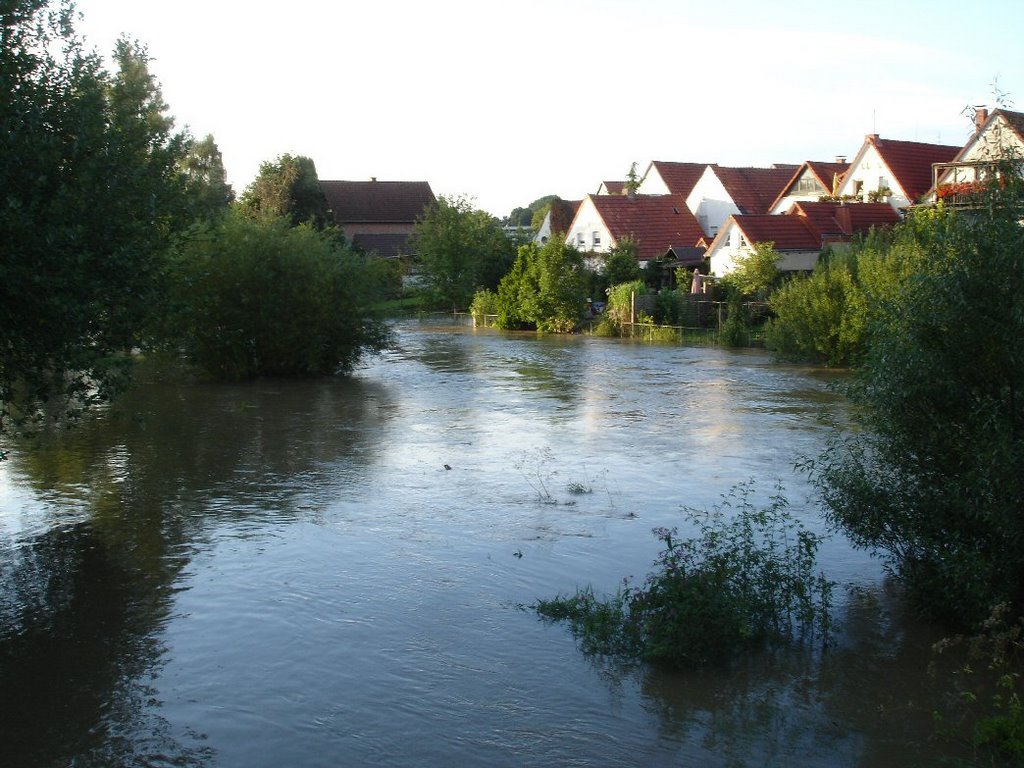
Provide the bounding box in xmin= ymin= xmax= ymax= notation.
xmin=789 ymin=201 xmax=900 ymax=237
xmin=866 ymin=136 xmax=960 ymax=201
xmin=645 ymin=161 xmax=709 ymax=196
xmin=732 ymin=215 xmax=822 ymax=251
xmin=598 ymin=181 xmax=625 ymax=195
xmin=587 ymin=194 xmax=706 ymax=261
xmin=712 ymin=165 xmax=798 ymax=214
xmin=320 ymin=180 xmax=436 ymax=224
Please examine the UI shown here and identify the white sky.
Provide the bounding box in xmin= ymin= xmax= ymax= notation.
xmin=75 ymin=0 xmax=1024 ymax=217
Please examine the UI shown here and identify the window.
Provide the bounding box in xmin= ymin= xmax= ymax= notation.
xmin=738 ymin=233 xmax=747 ymax=248
xmin=577 ymin=232 xmax=586 ymax=247
xmin=795 ymin=176 xmax=823 ymax=194
xmin=592 ymin=231 xmax=601 ymax=248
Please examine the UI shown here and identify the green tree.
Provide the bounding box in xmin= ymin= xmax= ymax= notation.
xmin=180 ymin=133 xmax=235 ymax=222
xmin=0 ymin=3 xmax=191 ymax=441
xmin=624 ymin=162 xmax=641 ymax=195
xmin=239 ymin=153 xmax=330 ymax=229
xmin=602 ymin=236 xmax=642 ymax=287
xmin=722 ymin=241 xmax=782 ymax=298
xmin=496 ymin=239 xmax=586 ymax=333
xmin=160 ymin=211 xmax=391 ymax=380
xmin=811 ymin=172 xmax=1024 ymax=629
xmin=413 ymin=195 xmax=516 ymax=311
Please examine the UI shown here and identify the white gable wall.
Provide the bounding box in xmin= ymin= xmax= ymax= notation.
xmin=708 ymin=220 xmax=820 ymax=276
xmin=769 ymin=168 xmax=830 ymax=214
xmin=686 ymin=168 xmax=739 ymax=238
xmin=838 ymin=144 xmax=908 ymax=210
xmin=936 ymin=115 xmax=1024 ymax=187
xmin=564 ymin=197 xmax=614 ymax=254
xmin=637 ymin=165 xmax=670 ymax=195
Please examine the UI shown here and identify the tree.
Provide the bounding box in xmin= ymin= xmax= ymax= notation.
xmin=180 ymin=133 xmax=235 ymax=222
xmin=811 ymin=171 xmax=1024 ymax=629
xmin=239 ymin=153 xmax=330 ymax=229
xmin=722 ymin=241 xmax=782 ymax=298
xmin=413 ymin=195 xmax=516 ymax=310
xmin=603 ymin=237 xmax=642 ymax=287
xmin=0 ymin=3 xmax=191 ymax=441
xmin=160 ymin=211 xmax=392 ymax=380
xmin=624 ymin=162 xmax=641 ymax=195
xmin=495 ymin=239 xmax=586 ymax=333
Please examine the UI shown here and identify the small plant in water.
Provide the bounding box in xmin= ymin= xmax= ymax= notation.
xmin=535 ymin=481 xmax=833 ymax=668
xmin=566 ymin=480 xmax=592 ymax=495
xmin=515 ymin=447 xmax=558 ymax=503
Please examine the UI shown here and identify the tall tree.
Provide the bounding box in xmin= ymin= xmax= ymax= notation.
xmin=0 ymin=2 xmax=190 ymax=442
xmin=413 ymin=195 xmax=516 ymax=311
xmin=180 ymin=133 xmax=235 ymax=222
xmin=239 ymin=153 xmax=329 ymax=229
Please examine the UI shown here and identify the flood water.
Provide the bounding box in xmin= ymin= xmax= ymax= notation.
xmin=1 ymin=320 xmax=958 ymax=767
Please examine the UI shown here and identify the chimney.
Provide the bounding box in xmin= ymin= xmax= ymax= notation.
xmin=370 ymin=176 xmax=377 ymax=182
xmin=835 ymin=155 xmax=846 ymax=165
xmin=975 ymin=106 xmax=989 ymax=134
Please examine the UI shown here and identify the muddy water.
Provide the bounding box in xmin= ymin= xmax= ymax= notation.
xmin=0 ymin=320 xmax=955 ymax=767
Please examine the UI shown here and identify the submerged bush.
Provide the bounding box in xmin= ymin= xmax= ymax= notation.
xmin=536 ymin=483 xmax=833 ymax=668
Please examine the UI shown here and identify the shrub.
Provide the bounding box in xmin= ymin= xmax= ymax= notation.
xmin=469 ymin=289 xmax=498 ymax=325
xmin=536 ymin=483 xmax=833 ymax=668
xmin=160 ymin=212 xmax=392 ymax=380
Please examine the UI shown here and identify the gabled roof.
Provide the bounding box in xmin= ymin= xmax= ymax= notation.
xmin=582 ymin=194 xmax=706 ymax=261
xmin=320 ymin=180 xmax=436 ymax=224
xmin=597 ymin=181 xmax=625 ymax=195
xmin=854 ymin=136 xmax=960 ymax=201
xmin=710 ymin=165 xmax=798 ymax=214
xmin=643 ymin=161 xmax=709 ymax=196
xmin=729 ymin=215 xmax=822 ymax=251
xmin=788 ymin=201 xmax=900 ymax=237
xmin=548 ymin=199 xmax=581 ymax=235
xmin=770 ymin=160 xmax=850 ymax=210
xmin=948 ymin=108 xmax=1024 ymax=164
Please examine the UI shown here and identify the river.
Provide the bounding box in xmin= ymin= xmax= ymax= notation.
xmin=0 ymin=320 xmax=957 ymax=766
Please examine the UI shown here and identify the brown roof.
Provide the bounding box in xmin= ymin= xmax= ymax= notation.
xmin=598 ymin=181 xmax=625 ymax=195
xmin=548 ymin=199 xmax=581 ymax=235
xmin=712 ymin=165 xmax=798 ymax=214
xmin=587 ymin=194 xmax=706 ymax=261
xmin=320 ymin=180 xmax=436 ymax=224
xmin=645 ymin=161 xmax=709 ymax=196
xmin=789 ymin=201 xmax=900 ymax=237
xmin=732 ymin=215 xmax=822 ymax=251
xmin=865 ymin=136 xmax=960 ymax=201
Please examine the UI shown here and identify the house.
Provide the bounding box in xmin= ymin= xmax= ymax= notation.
xmin=835 ymin=135 xmax=960 ymax=210
xmin=534 ymin=199 xmax=582 ymax=245
xmin=707 ymin=201 xmax=899 ymax=276
xmin=319 ymin=179 xmax=436 ymax=257
xmin=768 ymin=160 xmax=850 ymax=213
xmin=564 ymin=193 xmax=706 ymax=267
xmin=686 ymin=164 xmax=798 ymax=239
xmin=636 ymin=161 xmax=709 ymax=197
xmin=929 ymin=108 xmax=1024 ymax=203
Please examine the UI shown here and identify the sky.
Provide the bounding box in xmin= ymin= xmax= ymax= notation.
xmin=75 ymin=0 xmax=1024 ymax=218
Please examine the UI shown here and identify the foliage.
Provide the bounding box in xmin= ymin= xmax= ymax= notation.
xmin=536 ymin=483 xmax=833 ymax=668
xmin=765 ymin=250 xmax=868 ymax=366
xmin=413 ymin=195 xmax=516 ymax=311
xmin=624 ymin=162 xmax=641 ymax=195
xmin=603 ymin=280 xmax=646 ymax=330
xmin=722 ymin=241 xmax=782 ymax=298
xmin=932 ymin=604 xmax=1024 ymax=765
xmin=0 ymin=3 xmax=193 ymax=439
xmin=495 ymin=239 xmax=586 ymax=333
xmin=469 ymin=289 xmax=499 ymax=325
xmin=506 ymin=194 xmax=559 ymax=231
xmin=238 ymin=153 xmax=330 ymax=229
xmin=180 ymin=133 xmax=235 ymax=222
xmin=602 ymin=237 xmax=643 ymax=288
xmin=809 ymin=171 xmax=1024 ymax=629
xmin=159 ymin=212 xmax=392 ymax=380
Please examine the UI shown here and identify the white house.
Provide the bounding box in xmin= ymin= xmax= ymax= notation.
xmin=636 ymin=161 xmax=709 ymax=197
xmin=836 ymin=134 xmax=959 ymax=210
xmin=564 ymin=193 xmax=706 ymax=266
xmin=929 ymin=108 xmax=1024 ymax=199
xmin=768 ymin=160 xmax=850 ymax=214
xmin=685 ymin=164 xmax=796 ymax=238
